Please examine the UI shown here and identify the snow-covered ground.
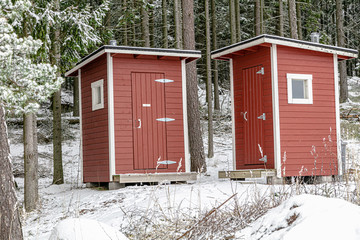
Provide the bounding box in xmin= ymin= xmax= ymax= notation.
xmin=9 ymin=80 xmax=360 ymax=239
xmin=236 ymin=194 xmax=360 ymax=240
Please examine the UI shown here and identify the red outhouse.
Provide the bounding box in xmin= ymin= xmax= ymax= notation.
xmin=65 ymin=44 xmax=201 ymax=187
xmin=212 ymin=34 xmax=358 ymax=179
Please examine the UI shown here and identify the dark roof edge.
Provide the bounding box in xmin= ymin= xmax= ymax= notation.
xmin=77 ymin=45 xmax=201 ymax=66
xmin=211 ymin=34 xmax=358 ymax=56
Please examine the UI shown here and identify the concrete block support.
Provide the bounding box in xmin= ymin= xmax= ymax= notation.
xmin=108 ymin=182 xmax=125 ymax=190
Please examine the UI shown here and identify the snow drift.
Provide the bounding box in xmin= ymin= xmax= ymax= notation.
xmin=49 ymin=218 xmax=128 ymax=240
xmin=237 ymin=194 xmax=360 ymax=240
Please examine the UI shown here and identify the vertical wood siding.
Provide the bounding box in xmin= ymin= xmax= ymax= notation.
xmin=113 ymin=55 xmax=185 ymax=174
xmin=277 ymin=46 xmax=338 ymax=176
xmin=233 ymin=47 xmax=274 ymax=169
xmin=132 ymin=72 xmax=167 ymax=170
xmin=81 ymin=55 xmax=109 ymax=182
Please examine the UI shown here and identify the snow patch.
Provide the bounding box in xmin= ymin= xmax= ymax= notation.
xmin=237 ymin=194 xmax=360 ymax=240
xmin=49 ymin=218 xmax=128 ymax=240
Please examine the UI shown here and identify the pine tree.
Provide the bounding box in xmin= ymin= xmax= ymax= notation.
xmin=0 ymin=5 xmax=62 ymax=235
xmin=26 ymin=0 xmax=109 ymax=185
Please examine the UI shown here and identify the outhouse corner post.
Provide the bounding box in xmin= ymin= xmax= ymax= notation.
xmin=270 ymin=44 xmax=282 ymax=178
xmin=107 ymin=52 xmax=116 ymax=180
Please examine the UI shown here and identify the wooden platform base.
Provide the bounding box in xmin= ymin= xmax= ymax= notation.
xmin=112 ymin=172 xmax=197 ymax=184
xmin=219 ymin=169 xmax=276 ymax=180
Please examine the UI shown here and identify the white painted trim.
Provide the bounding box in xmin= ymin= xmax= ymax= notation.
xmin=65 ymin=49 xmax=106 ymax=77
xmin=229 ymin=59 xmax=236 ymax=170
xmin=212 ymin=36 xmax=357 ymax=60
xmin=105 ymin=48 xmax=202 ymax=59
xmin=91 ymin=79 xmax=104 ymax=111
xmin=333 ymin=54 xmax=342 ymax=176
xmin=286 ymin=73 xmax=313 ymax=104
xmin=182 ymin=60 xmax=190 ymax=172
xmin=78 ymin=69 xmax=83 ymax=183
xmin=268 ymin=38 xmax=357 ymax=58
xmin=212 ymin=38 xmax=266 ymax=59
xmin=107 ymin=53 xmax=116 ymax=181
xmin=270 ymin=44 xmax=282 ymax=178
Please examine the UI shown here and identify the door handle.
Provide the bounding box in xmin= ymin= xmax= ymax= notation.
xmin=137 ymin=119 xmax=141 ymax=129
xmin=243 ymin=111 xmax=248 ymax=121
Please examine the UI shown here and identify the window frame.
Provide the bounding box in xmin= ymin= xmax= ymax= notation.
xmin=91 ymin=79 xmax=104 ymax=111
xmin=287 ymin=73 xmax=313 ymax=104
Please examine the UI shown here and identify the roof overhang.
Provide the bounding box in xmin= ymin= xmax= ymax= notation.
xmin=211 ymin=34 xmax=358 ymax=61
xmin=65 ymin=46 xmax=202 ymax=77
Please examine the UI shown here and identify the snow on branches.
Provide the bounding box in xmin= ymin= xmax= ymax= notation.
xmin=0 ymin=17 xmax=62 ymax=114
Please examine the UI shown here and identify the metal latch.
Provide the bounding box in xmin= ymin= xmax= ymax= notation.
xmin=257 ymin=113 xmax=266 ymax=120
xmin=259 ymin=155 xmax=267 ymax=163
xmin=256 ymin=67 xmax=264 ymax=75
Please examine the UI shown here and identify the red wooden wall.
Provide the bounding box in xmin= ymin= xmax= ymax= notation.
xmin=112 ymin=55 xmax=186 ymax=174
xmin=233 ymin=47 xmax=275 ymax=170
xmin=277 ymin=46 xmax=338 ymax=176
xmin=81 ymin=55 xmax=109 ymax=182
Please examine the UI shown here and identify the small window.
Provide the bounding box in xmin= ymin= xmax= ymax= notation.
xmin=287 ymin=74 xmax=313 ymax=104
xmin=91 ymin=79 xmax=104 ymax=111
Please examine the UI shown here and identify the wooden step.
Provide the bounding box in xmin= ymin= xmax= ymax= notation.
xmin=219 ymin=169 xmax=276 ymax=179
xmin=113 ymin=172 xmax=197 ymax=184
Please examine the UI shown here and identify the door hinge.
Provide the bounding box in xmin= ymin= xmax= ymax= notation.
xmin=257 ymin=113 xmax=266 ymax=120
xmin=259 ymin=155 xmax=267 ymax=163
xmin=256 ymin=67 xmax=264 ymax=75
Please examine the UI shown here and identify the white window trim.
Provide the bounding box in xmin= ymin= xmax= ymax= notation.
xmin=91 ymin=79 xmax=104 ymax=111
xmin=287 ymin=73 xmax=313 ymax=104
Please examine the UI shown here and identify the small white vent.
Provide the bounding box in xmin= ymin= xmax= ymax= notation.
xmin=155 ymin=79 xmax=174 ymax=83
xmin=156 ymin=118 xmax=175 ymax=122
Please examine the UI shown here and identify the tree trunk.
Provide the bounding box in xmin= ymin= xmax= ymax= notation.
xmin=211 ymin=0 xmax=220 ymax=110
xmin=182 ymin=0 xmax=206 ymax=172
xmin=205 ymin=0 xmax=214 ymax=158
xmin=229 ymin=0 xmax=236 ymax=44
xmin=24 ymin=112 xmax=38 ymax=212
xmin=255 ymin=0 xmax=261 ymax=35
xmin=123 ymin=0 xmax=128 ymax=46
xmin=336 ymin=0 xmax=347 ymax=102
xmin=52 ymin=89 xmax=64 ymax=184
xmin=149 ymin=0 xmax=155 ymax=47
xmin=174 ymin=0 xmax=182 ymax=49
xmin=278 ymin=0 xmax=284 ymax=36
xmin=235 ymin=0 xmax=241 ymax=42
xmin=260 ymin=0 xmax=264 ymax=33
xmin=73 ymin=77 xmax=79 ymax=117
xmin=288 ymin=0 xmax=298 ymax=39
xmin=52 ymin=0 xmax=64 ymax=185
xmin=162 ymin=0 xmax=168 ymax=48
xmin=141 ymin=1 xmax=150 ymax=47
xmin=296 ymin=1 xmax=303 ymax=40
xmin=132 ymin=1 xmax=137 ymax=46
xmin=0 ymin=106 xmax=23 ymax=240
